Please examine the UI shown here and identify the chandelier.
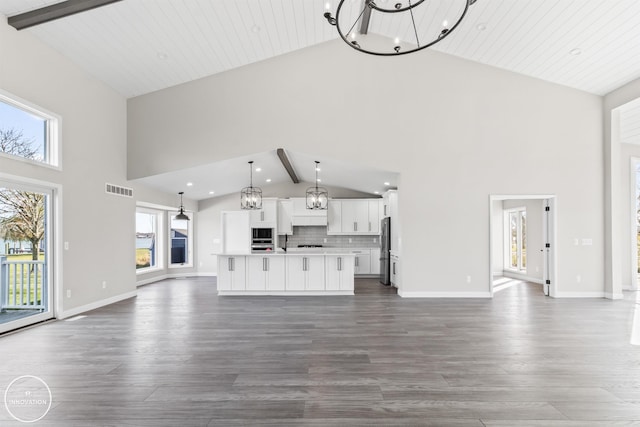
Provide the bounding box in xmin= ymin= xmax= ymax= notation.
xmin=324 ymin=0 xmax=477 ymax=56
xmin=240 ymin=160 xmax=262 ymax=210
xmin=306 ymin=161 xmax=328 ymax=210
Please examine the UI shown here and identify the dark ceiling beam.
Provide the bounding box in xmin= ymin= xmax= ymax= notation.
xmin=8 ymin=0 xmax=123 ymax=31
xmin=277 ymin=148 xmax=300 ymax=184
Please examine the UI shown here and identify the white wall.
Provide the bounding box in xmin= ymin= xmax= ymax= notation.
xmin=197 ymin=181 xmax=374 ymax=275
xmin=604 ymin=77 xmax=640 ymax=297
xmin=128 ymin=38 xmax=604 ymax=297
xmin=0 ymin=18 xmax=180 ymax=317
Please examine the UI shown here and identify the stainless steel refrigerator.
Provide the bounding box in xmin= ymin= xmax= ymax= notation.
xmin=380 ymin=217 xmax=391 ymax=285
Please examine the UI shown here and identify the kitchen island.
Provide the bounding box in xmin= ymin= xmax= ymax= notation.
xmin=217 ymin=252 xmax=355 ymax=295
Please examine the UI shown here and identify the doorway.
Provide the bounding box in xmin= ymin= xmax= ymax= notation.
xmin=0 ymin=179 xmax=56 ymax=333
xmin=489 ymin=195 xmax=557 ymax=297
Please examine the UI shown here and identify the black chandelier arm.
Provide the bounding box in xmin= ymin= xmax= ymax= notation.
xmin=369 ymin=0 xmax=427 ymax=13
xmin=344 ymin=2 xmax=370 ymax=46
xmin=408 ymin=0 xmax=420 ymax=49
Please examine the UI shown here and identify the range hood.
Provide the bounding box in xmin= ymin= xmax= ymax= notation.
xmin=290 ymin=197 xmax=327 ymax=226
xmin=291 ymin=214 xmax=327 ymax=226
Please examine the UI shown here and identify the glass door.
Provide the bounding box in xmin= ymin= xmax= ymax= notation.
xmin=0 ymin=181 xmax=54 ymax=333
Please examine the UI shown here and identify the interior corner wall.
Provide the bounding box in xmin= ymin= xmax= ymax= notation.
xmin=128 ymin=38 xmax=604 ymax=296
xmin=604 ymin=77 xmax=640 ymax=297
xmin=196 ymin=182 xmax=377 ymax=276
xmin=0 ymin=18 xmax=135 ymax=315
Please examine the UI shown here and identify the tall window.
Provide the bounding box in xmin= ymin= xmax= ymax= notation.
xmin=136 ymin=208 xmax=162 ymax=272
xmin=506 ymin=207 xmax=526 ymax=272
xmin=169 ymin=211 xmax=192 ymax=267
xmin=0 ymin=92 xmax=59 ymax=167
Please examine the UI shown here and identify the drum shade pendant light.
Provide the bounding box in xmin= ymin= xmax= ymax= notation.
xmin=306 ymin=161 xmax=328 ymax=210
xmin=175 ymin=192 xmax=190 ymax=221
xmin=323 ymin=0 xmax=477 ymax=56
xmin=241 ymin=161 xmax=262 ymax=210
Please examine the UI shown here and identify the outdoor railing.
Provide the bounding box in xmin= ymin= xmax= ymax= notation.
xmin=0 ymin=256 xmax=46 ymax=311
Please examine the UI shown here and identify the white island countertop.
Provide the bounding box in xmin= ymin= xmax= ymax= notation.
xmin=216 ymin=252 xmax=355 ymax=296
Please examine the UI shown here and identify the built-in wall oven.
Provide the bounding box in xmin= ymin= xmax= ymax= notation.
xmin=251 ymin=228 xmax=274 ymax=253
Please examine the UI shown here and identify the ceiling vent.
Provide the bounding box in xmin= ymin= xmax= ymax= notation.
xmin=105 ymin=183 xmax=133 ymax=198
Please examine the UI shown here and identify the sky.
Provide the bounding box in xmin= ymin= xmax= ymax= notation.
xmin=0 ymin=101 xmax=46 ymax=159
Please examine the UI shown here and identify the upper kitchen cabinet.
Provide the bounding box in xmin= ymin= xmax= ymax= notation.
xmin=327 ymin=199 xmax=382 ymax=235
xmin=327 ymin=200 xmax=342 ymax=234
xmin=277 ymin=199 xmax=293 ymax=235
xmin=250 ymin=198 xmax=277 ymax=228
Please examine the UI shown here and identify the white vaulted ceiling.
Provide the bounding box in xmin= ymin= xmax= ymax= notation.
xmin=1 ymin=0 xmax=640 ymax=98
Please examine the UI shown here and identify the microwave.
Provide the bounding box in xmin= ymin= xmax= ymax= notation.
xmin=252 ymin=228 xmax=273 ymax=240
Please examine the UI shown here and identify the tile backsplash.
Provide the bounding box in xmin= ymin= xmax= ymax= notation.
xmin=278 ymin=226 xmax=379 ymax=249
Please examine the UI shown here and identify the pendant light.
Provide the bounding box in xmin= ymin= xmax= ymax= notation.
xmin=306 ymin=161 xmax=328 ymax=210
xmin=175 ymin=191 xmax=190 ymax=221
xmin=241 ymin=160 xmax=262 ymax=210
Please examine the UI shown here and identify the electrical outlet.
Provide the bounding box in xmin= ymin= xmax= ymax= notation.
xmin=66 ymin=289 xmax=71 ymax=298
xmin=466 ymin=275 xmax=471 ymax=283
xmin=102 ymin=281 xmax=107 ymax=289
xmin=64 ymin=241 xmax=69 ymax=250
xmin=373 ymin=237 xmax=377 ymax=243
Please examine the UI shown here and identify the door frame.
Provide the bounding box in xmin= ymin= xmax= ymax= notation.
xmin=0 ymin=172 xmax=62 ymax=333
xmin=629 ymin=157 xmax=640 ymax=291
xmin=489 ymin=194 xmax=557 ymax=298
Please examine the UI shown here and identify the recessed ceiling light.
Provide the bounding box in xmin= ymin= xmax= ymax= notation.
xmin=476 ymin=23 xmax=487 ymax=31
xmin=157 ymin=52 xmax=168 ymax=60
xmin=209 ymin=191 xmax=215 ymax=195
xmin=266 ymin=178 xmax=272 ymax=183
xmin=186 ymin=182 xmax=193 ymax=186
xmin=255 ymin=167 xmax=261 ymax=172
xmin=384 ymin=182 xmax=390 ymax=186
xmin=570 ymin=48 xmax=582 ymax=56
xmin=317 ymin=178 xmax=322 ymax=182
xmin=374 ymin=191 xmax=380 ymax=194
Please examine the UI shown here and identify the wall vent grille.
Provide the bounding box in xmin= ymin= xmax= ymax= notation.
xmin=105 ymin=183 xmax=133 ymax=198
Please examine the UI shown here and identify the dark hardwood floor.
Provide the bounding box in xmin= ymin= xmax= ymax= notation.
xmin=1 ymin=277 xmax=640 ymax=426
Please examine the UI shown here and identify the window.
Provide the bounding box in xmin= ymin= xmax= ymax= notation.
xmin=0 ymin=91 xmax=59 ymax=167
xmin=505 ymin=207 xmax=526 ymax=272
xmin=169 ymin=211 xmax=192 ymax=267
xmin=136 ymin=208 xmax=163 ymax=272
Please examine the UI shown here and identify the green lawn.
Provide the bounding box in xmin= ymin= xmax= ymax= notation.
xmin=2 ymin=253 xmax=45 ymax=307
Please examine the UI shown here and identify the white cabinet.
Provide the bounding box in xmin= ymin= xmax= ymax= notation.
xmin=390 ymin=253 xmax=400 ymax=287
xmin=246 ymin=255 xmax=285 ymax=291
xmin=250 ymin=198 xmax=277 ymax=228
xmin=368 ymin=200 xmax=380 ymax=234
xmin=291 ymin=197 xmax=327 ymax=226
xmin=217 ymin=256 xmax=246 ymax=291
xmin=353 ymin=250 xmax=371 ymax=275
xmin=277 ymin=199 xmax=293 ymax=235
xmin=221 ymin=211 xmax=251 ymax=254
xmin=325 ymin=255 xmax=355 ymax=291
xmin=286 ymin=256 xmax=325 ymax=291
xmin=370 ymin=248 xmax=381 ymax=276
xmin=327 ymin=200 xmax=342 ymax=234
xmin=327 ymin=199 xmax=382 ymax=235
xmin=341 ymin=200 xmax=369 ymax=233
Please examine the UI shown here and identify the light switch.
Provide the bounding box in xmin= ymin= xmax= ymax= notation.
xmin=582 ymin=238 xmax=592 ymax=246
xmin=64 ymin=241 xmax=69 ymax=250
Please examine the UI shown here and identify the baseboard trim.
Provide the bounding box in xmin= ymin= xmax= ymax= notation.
xmin=398 ymin=290 xmax=491 ymax=298
xmin=218 ymin=291 xmax=354 ymax=296
xmin=137 ymin=272 xmax=216 ymax=287
xmin=553 ymin=291 xmax=606 ymax=298
xmin=137 ymin=274 xmax=169 ymax=287
xmin=604 ymin=292 xmax=624 ymax=300
xmin=59 ymin=290 xmax=137 ymax=319
xmin=197 ymin=273 xmax=217 ymax=277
